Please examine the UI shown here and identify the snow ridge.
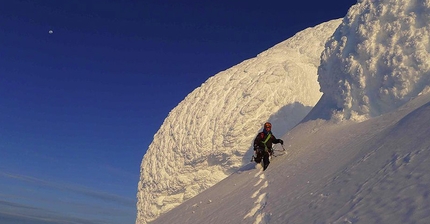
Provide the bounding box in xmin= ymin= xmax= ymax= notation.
xmin=318 ymin=0 xmax=430 ymax=121
xmin=136 ymin=19 xmax=342 ymax=223
xmin=146 ymin=1 xmax=430 ymax=223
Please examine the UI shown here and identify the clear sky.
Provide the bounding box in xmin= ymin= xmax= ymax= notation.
xmin=0 ymin=0 xmax=357 ymax=223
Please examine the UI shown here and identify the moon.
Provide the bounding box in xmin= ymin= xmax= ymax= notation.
xmin=49 ymin=30 xmax=53 ymax=34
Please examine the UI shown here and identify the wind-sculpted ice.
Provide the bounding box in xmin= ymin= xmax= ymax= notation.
xmin=318 ymin=0 xmax=430 ymax=121
xmin=136 ymin=19 xmax=342 ymax=223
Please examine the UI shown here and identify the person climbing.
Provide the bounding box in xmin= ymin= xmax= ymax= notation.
xmin=253 ymin=122 xmax=284 ymax=170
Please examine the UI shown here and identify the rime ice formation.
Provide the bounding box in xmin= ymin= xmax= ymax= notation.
xmin=136 ymin=19 xmax=342 ymax=223
xmin=317 ymin=0 xmax=430 ymax=121
xmin=147 ymin=1 xmax=430 ymax=223
xmin=151 ymin=86 xmax=430 ymax=224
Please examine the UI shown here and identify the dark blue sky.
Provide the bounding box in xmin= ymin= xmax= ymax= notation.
xmin=0 ymin=0 xmax=357 ymax=223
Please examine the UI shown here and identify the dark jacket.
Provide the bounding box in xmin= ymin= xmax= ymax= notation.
xmin=253 ymin=131 xmax=282 ymax=151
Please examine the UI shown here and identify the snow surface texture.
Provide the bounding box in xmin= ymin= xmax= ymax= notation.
xmin=149 ymin=1 xmax=430 ymax=223
xmin=151 ymin=90 xmax=430 ymax=224
xmin=136 ymin=20 xmax=342 ymax=223
xmin=318 ymin=0 xmax=430 ymax=121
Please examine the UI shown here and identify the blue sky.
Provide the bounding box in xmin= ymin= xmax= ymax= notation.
xmin=0 ymin=0 xmax=356 ymax=223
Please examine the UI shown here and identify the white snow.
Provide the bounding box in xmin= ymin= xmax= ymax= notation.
xmin=151 ymin=92 xmax=430 ymax=224
xmin=318 ymin=0 xmax=430 ymax=121
xmin=137 ymin=0 xmax=430 ymax=223
xmin=136 ymin=19 xmax=341 ymax=223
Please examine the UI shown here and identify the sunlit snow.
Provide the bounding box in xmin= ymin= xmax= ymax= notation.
xmin=138 ymin=0 xmax=430 ymax=223
xmin=136 ymin=20 xmax=342 ymax=223
xmin=152 ymin=93 xmax=430 ymax=224
xmin=317 ymin=0 xmax=430 ymax=121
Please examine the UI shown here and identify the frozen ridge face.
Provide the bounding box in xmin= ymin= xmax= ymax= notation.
xmin=136 ymin=19 xmax=342 ymax=224
xmin=318 ymin=0 xmax=430 ymax=121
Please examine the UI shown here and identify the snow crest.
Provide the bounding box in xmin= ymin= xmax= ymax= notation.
xmin=318 ymin=0 xmax=430 ymax=121
xmin=136 ymin=20 xmax=342 ymax=224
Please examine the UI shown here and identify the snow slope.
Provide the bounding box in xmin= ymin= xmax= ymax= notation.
xmin=136 ymin=20 xmax=342 ymax=223
xmin=151 ymin=91 xmax=430 ymax=224
xmin=148 ymin=0 xmax=430 ymax=223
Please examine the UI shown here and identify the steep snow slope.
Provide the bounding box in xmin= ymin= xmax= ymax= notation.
xmin=149 ymin=0 xmax=430 ymax=223
xmin=151 ymin=85 xmax=430 ymax=224
xmin=136 ymin=19 xmax=342 ymax=223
